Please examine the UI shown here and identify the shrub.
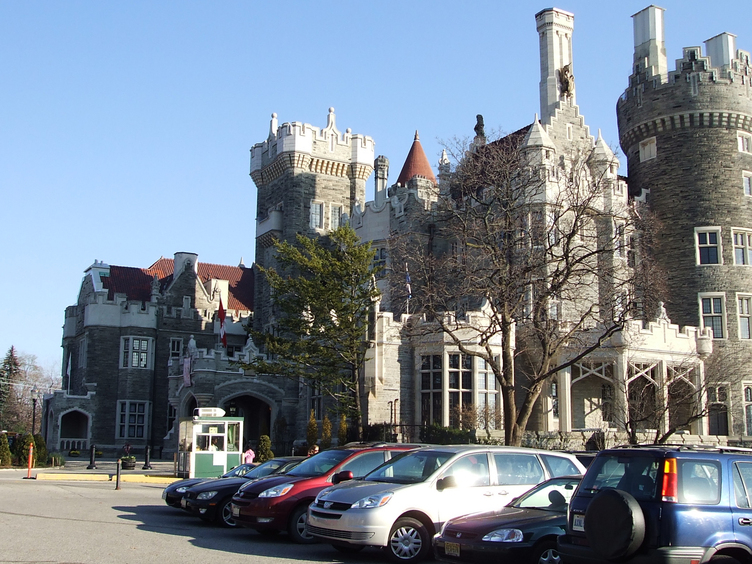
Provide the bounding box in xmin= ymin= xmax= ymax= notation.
xmin=321 ymin=415 xmax=332 ymax=450
xmin=14 ymin=433 xmax=36 ymax=466
xmin=256 ymin=435 xmax=273 ymax=463
xmin=33 ymin=434 xmax=48 ymax=466
xmin=338 ymin=413 xmax=348 ymax=446
xmin=420 ymin=424 xmax=475 ymax=445
xmin=0 ymin=433 xmax=11 ymax=466
xmin=306 ymin=410 xmax=319 ymax=451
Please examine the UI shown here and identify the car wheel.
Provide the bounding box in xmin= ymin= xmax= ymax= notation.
xmin=385 ymin=517 xmax=430 ymax=563
xmin=216 ymin=498 xmax=236 ymax=528
xmin=288 ymin=504 xmax=316 ymax=544
xmin=332 ymin=543 xmax=365 ymax=553
xmin=532 ymin=540 xmax=560 ymax=564
xmin=584 ymin=489 xmax=645 ymax=561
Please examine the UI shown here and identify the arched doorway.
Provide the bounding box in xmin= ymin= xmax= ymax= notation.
xmin=59 ymin=410 xmax=89 ymax=451
xmin=223 ymin=395 xmax=271 ymax=448
xmin=184 ymin=395 xmax=197 ymax=418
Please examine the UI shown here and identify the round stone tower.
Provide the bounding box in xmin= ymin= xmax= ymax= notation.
xmin=249 ymin=108 xmax=374 ymax=332
xmin=617 ymin=6 xmax=752 ymax=434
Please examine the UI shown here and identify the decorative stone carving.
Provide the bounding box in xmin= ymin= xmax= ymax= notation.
xmin=558 ymin=64 xmax=574 ymax=97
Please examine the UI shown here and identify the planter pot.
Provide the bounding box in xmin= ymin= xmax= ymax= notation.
xmin=121 ymin=459 xmax=136 ymax=470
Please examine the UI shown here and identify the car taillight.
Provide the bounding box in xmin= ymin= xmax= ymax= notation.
xmin=661 ymin=458 xmax=678 ymax=502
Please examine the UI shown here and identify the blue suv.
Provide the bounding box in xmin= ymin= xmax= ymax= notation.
xmin=558 ymin=445 xmax=752 ymax=564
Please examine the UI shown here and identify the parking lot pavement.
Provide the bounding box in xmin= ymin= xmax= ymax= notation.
xmin=0 ymin=477 xmax=387 ymax=564
xmin=28 ymin=457 xmax=181 ymax=483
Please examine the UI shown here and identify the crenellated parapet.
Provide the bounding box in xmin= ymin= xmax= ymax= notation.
xmin=249 ymin=108 xmax=375 ymax=188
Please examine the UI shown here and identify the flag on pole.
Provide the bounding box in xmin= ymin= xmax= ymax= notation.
xmin=65 ymin=352 xmax=72 ymax=395
xmin=405 ymin=264 xmax=412 ymax=299
xmin=218 ymin=296 xmax=227 ymax=348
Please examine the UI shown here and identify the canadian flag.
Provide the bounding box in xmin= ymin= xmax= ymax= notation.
xmin=218 ymin=296 xmax=227 ymax=348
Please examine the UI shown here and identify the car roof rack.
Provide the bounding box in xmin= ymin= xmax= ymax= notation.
xmin=610 ymin=443 xmax=752 ymax=454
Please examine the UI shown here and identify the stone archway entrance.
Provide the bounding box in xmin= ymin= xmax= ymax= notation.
xmin=59 ymin=410 xmax=89 ymax=451
xmin=223 ymin=395 xmax=271 ymax=448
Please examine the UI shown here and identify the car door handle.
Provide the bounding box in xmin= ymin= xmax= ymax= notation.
xmin=497 ymin=490 xmax=509 ymax=495
xmin=484 ymin=491 xmax=494 ymax=496
xmin=739 ymin=518 xmax=752 ymax=526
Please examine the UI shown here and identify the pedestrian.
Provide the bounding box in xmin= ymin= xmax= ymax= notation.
xmin=307 ymin=444 xmax=319 ymax=456
xmin=244 ymin=443 xmax=255 ymax=464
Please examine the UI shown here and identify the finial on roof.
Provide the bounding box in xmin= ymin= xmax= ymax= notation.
xmin=414 ymin=130 xmax=420 ymax=141
xmin=239 ymin=257 xmax=245 ymax=268
xmin=327 ymin=107 xmax=336 ymax=129
xmin=269 ymin=113 xmax=278 ymax=138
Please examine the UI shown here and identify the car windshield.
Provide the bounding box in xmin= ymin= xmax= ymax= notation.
xmin=244 ymin=459 xmax=296 ymax=478
xmin=287 ymin=450 xmax=353 ymax=477
xmin=512 ymin=477 xmax=581 ymax=511
xmin=223 ymin=464 xmax=252 ymax=478
xmin=364 ymin=450 xmax=454 ymax=484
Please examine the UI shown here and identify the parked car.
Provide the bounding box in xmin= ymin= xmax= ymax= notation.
xmin=434 ymin=475 xmax=581 ymax=564
xmin=182 ymin=456 xmax=304 ymax=527
xmin=231 ymin=443 xmax=420 ymax=543
xmin=162 ymin=462 xmax=258 ymax=508
xmin=557 ymin=445 xmax=752 ymax=564
xmin=306 ymin=445 xmax=586 ymax=563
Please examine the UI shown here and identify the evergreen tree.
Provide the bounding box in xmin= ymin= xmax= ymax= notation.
xmin=243 ymin=225 xmax=381 ymax=440
xmin=338 ymin=413 xmax=348 ymax=446
xmin=0 ymin=346 xmax=21 ymax=430
xmin=33 ymin=433 xmax=48 ymax=466
xmin=0 ymin=433 xmax=11 ymax=466
xmin=321 ymin=415 xmax=332 ymax=450
xmin=256 ymin=435 xmax=273 ymax=463
xmin=306 ymin=409 xmax=319 ymax=450
xmin=13 ymin=433 xmax=36 ymax=467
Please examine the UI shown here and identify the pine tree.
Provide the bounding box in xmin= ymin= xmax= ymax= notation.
xmin=33 ymin=433 xmax=48 ymax=466
xmin=307 ymin=409 xmax=319 ymax=451
xmin=0 ymin=433 xmax=11 ymax=466
xmin=0 ymin=346 xmax=21 ymax=430
xmin=321 ymin=415 xmax=332 ymax=450
xmin=13 ymin=433 xmax=36 ymax=467
xmin=256 ymin=435 xmax=273 ymax=463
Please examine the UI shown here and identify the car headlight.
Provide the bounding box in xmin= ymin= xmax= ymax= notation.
xmin=259 ymin=483 xmax=294 ymax=498
xmin=482 ymin=529 xmax=524 ymax=542
xmin=196 ymin=491 xmax=218 ymax=500
xmin=352 ymin=492 xmax=393 ymax=509
xmin=175 ymin=486 xmax=189 ymax=493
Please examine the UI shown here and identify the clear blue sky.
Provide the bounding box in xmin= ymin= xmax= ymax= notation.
xmin=1 ymin=0 xmax=747 ymax=371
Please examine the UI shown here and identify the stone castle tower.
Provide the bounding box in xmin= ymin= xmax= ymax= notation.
xmin=249 ymin=108 xmax=375 ymax=331
xmin=617 ymin=6 xmax=752 ymax=434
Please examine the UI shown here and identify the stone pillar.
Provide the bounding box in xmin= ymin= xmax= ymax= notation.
xmin=613 ymin=354 xmax=629 ymax=431
xmin=536 ymin=8 xmax=575 ymax=125
xmin=632 ymin=5 xmax=667 ymax=79
xmin=559 ymin=366 xmax=572 ymax=433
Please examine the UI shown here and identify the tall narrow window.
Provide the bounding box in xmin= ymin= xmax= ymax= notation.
xmin=420 ymin=355 xmax=443 ymax=425
xmin=697 ymin=230 xmax=721 ymax=264
xmin=739 ymin=133 xmax=752 ymax=153
xmin=639 ymin=137 xmax=657 ymax=162
xmin=740 ymin=296 xmax=752 ymax=339
xmin=744 ymin=172 xmax=752 ymax=196
xmin=601 ymin=384 xmax=614 ymax=423
xmin=745 ymin=384 xmax=752 ymax=435
xmin=477 ymin=358 xmax=500 ymax=430
xmin=170 ymin=338 xmax=183 ymax=359
xmin=551 ymin=380 xmax=559 ymax=419
xmin=331 ymin=205 xmax=342 ymax=229
xmin=448 ymin=354 xmax=472 ymax=428
xmin=310 ymin=202 xmax=323 ymax=229
xmin=734 ymin=230 xmax=752 ymax=265
xmin=701 ymin=295 xmax=725 ymax=339
xmin=309 ymin=381 xmax=323 ymax=420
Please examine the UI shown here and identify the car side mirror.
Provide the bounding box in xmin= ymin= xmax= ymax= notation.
xmin=332 ymin=470 xmax=354 ymax=485
xmin=437 ymin=475 xmax=458 ymax=491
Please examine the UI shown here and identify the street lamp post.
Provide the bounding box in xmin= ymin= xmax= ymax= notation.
xmin=31 ymin=386 xmax=39 ymax=435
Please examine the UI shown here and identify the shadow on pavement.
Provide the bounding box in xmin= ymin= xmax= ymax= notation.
xmin=113 ymin=503 xmax=392 ymax=563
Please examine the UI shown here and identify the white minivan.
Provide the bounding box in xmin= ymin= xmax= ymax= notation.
xmin=306 ymin=445 xmax=585 ymax=563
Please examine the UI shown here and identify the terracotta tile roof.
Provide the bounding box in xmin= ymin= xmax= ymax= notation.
xmin=101 ymin=258 xmax=254 ymax=312
xmin=396 ymin=131 xmax=437 ymax=185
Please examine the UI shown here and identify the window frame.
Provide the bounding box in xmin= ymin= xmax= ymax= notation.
xmin=739 ymin=294 xmax=752 ymax=340
xmin=117 ymin=400 xmax=150 ymax=439
xmin=121 ymin=336 xmax=153 ymax=369
xmin=310 ymin=200 xmax=324 ymax=230
xmin=330 ymin=204 xmax=343 ymax=230
xmin=744 ymin=171 xmax=752 ymax=197
xmin=733 ymin=229 xmax=752 ymax=266
xmin=695 ymin=227 xmax=722 ymax=265
xmin=699 ymin=293 xmax=727 ymax=340
xmin=639 ymin=137 xmax=657 ymax=162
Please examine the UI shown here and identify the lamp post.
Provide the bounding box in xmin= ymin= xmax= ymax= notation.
xmin=31 ymin=386 xmax=39 ymax=435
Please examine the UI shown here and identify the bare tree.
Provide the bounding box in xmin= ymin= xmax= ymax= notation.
xmin=392 ymin=131 xmax=655 ymax=446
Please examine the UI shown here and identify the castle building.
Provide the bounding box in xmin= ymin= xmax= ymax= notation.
xmin=617 ymin=6 xmax=752 ymax=436
xmin=47 ymin=5 xmax=739 ymax=456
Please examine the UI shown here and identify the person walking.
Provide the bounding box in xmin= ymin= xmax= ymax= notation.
xmin=244 ymin=443 xmax=255 ymax=464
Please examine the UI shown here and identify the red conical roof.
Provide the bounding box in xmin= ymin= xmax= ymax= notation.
xmin=396 ymin=131 xmax=436 ymax=185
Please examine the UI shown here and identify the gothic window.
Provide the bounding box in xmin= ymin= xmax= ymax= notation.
xmin=733 ymin=230 xmax=752 ymax=265
xmin=639 ymin=137 xmax=657 ymax=162
xmin=696 ymin=229 xmax=721 ymax=265
xmin=118 ymin=400 xmax=149 ymax=439
xmin=170 ymin=338 xmax=183 ymax=359
xmin=420 ymin=355 xmax=443 ymax=425
xmin=121 ymin=337 xmax=151 ymax=369
xmin=700 ymin=294 xmax=726 ymax=339
xmin=78 ymin=338 xmax=87 ymax=368
xmin=707 ymin=385 xmax=729 ymax=436
xmin=330 ymin=204 xmax=343 ymax=230
xmin=310 ymin=201 xmax=323 ymax=229
xmin=740 ymin=296 xmax=752 ymax=339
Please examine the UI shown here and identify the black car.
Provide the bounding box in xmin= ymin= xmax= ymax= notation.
xmin=162 ymin=462 xmax=258 ymax=508
xmin=434 ymin=475 xmax=581 ymax=564
xmin=183 ymin=456 xmax=304 ymax=527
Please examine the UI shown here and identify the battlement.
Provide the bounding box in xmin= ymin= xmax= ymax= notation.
xmin=249 ymin=108 xmax=375 ymax=184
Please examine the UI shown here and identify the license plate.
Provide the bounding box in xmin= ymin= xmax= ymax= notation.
xmin=572 ymin=514 xmax=585 ymax=532
xmin=181 ymin=498 xmax=187 ymax=508
xmin=445 ymin=542 xmax=460 ymax=557
xmin=232 ymin=505 xmax=240 ymax=517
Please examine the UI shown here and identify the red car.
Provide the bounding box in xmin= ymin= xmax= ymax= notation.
xmin=231 ymin=443 xmax=418 ymax=543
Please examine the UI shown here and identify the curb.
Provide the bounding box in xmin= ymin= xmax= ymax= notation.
xmin=35 ymin=473 xmax=180 ymax=484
